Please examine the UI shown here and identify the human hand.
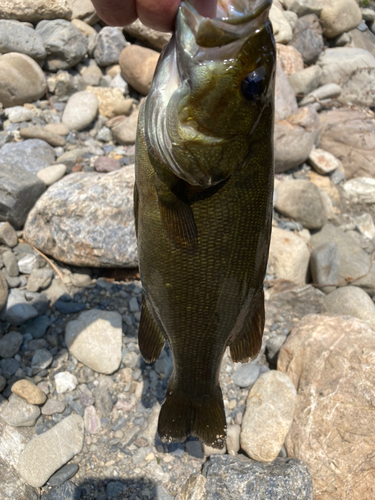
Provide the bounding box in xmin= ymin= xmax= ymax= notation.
xmin=90 ymin=0 xmax=217 ymax=32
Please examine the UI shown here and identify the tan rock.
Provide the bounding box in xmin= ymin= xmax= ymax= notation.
xmin=240 ymin=371 xmax=297 ymax=462
xmin=268 ymin=227 xmax=310 ymax=285
xmin=278 ymin=314 xmax=375 ymax=500
xmin=108 ymin=108 xmax=139 ymax=145
xmin=177 ymin=474 xmax=207 ymax=500
xmin=306 ymin=171 xmax=340 ymax=204
xmin=319 ymin=0 xmax=362 ymax=38
xmin=86 ymin=86 xmax=133 ymax=119
xmin=119 ymin=45 xmax=159 ymax=95
xmin=44 ymin=122 xmax=70 ymax=136
xmin=71 ymin=18 xmax=97 ymax=37
xmin=0 ymin=0 xmax=71 ymax=23
xmin=66 ymin=0 xmax=99 ymax=23
xmin=276 ymin=44 xmax=304 ymax=76
xmin=105 ymin=64 xmax=121 ymax=78
xmin=123 ymin=19 xmax=171 ymax=51
xmin=20 ymin=126 xmax=66 ymax=147
xmin=11 ymin=379 xmax=47 ymax=405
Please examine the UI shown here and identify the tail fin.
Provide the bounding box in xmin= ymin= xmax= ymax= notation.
xmin=157 ymin=378 xmax=226 ymax=449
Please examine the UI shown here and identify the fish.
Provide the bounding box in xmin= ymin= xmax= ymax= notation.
xmin=134 ymin=0 xmax=276 ymax=448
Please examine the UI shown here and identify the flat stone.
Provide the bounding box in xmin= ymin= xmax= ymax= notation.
xmin=24 ymin=168 xmax=137 ymax=268
xmin=232 ymin=363 xmax=260 ymax=388
xmin=320 ymin=0 xmax=362 ymax=38
xmin=343 ymin=177 xmax=375 ymax=204
xmin=119 ymin=45 xmax=159 ymax=95
xmin=86 ymin=86 xmax=133 ymax=118
xmin=0 ymin=139 xmax=55 ymax=175
xmin=124 ymin=19 xmax=171 ymax=51
xmin=47 ymin=463 xmax=79 ymax=487
xmin=31 ymin=349 xmax=53 ymax=371
xmin=55 ymin=372 xmax=78 ymax=394
xmin=0 ymin=289 xmax=38 ymax=325
xmin=62 ymin=91 xmax=98 ymax=131
xmin=41 ymin=398 xmax=66 ymax=416
xmin=0 ymin=222 xmax=18 ymax=247
xmin=323 ymin=286 xmax=375 ymax=329
xmin=288 ymin=65 xmax=322 ymax=96
xmin=278 ymin=314 xmax=375 ymax=500
xmin=54 ymin=301 xmax=86 ymax=314
xmin=93 ymin=26 xmax=128 ymax=67
xmin=299 ymin=83 xmax=342 ymax=107
xmin=27 ymin=268 xmax=54 ymax=292
xmin=310 ymin=242 xmax=340 ymax=294
xmin=19 ymin=414 xmax=84 ymax=488
xmin=289 ymin=14 xmax=324 ymax=64
xmin=11 ymin=379 xmax=47 ymax=405
xmin=65 ymin=309 xmax=123 ymax=374
xmin=44 ymin=123 xmax=70 ymax=136
xmin=2 ymin=250 xmax=19 ymax=277
xmin=0 ymin=394 xmax=40 ymax=427
xmin=71 ymin=18 xmax=97 ymax=37
xmin=20 ymin=126 xmax=66 ymax=147
xmin=0 ymin=331 xmax=23 ymax=358
xmin=37 ymin=164 xmax=67 ymax=186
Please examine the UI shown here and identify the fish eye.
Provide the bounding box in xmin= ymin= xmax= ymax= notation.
xmin=241 ymin=66 xmax=266 ymax=102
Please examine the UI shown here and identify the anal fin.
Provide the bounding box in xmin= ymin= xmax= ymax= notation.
xmin=138 ymin=296 xmax=165 ymax=363
xmin=229 ymin=290 xmax=265 ymax=363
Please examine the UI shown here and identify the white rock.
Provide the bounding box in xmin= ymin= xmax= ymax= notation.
xmin=343 ymin=177 xmax=375 ymax=204
xmin=62 ymin=91 xmax=98 ymax=131
xmin=5 ymin=106 xmax=35 ymax=123
xmin=54 ymin=371 xmax=78 ymax=394
xmin=270 ymin=4 xmax=293 ymax=43
xmin=308 ymin=148 xmax=341 ymax=175
xmin=354 ymin=214 xmax=375 ymax=240
xmin=37 ymin=164 xmax=67 ymax=186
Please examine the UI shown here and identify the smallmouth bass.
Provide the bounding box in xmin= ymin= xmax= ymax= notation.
xmin=134 ymin=0 xmax=275 ymax=448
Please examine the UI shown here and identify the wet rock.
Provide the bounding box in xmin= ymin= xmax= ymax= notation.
xmin=124 ymin=19 xmax=171 ymax=51
xmin=0 ymin=0 xmax=72 ymax=23
xmin=62 ymin=91 xmax=99 ymax=131
xmin=19 ymin=414 xmax=84 ymax=488
xmin=0 ymin=331 xmax=23 ymax=358
xmin=0 ymin=289 xmax=38 ymax=325
xmin=0 ymin=20 xmax=46 ymax=61
xmin=319 ymin=108 xmax=375 ymax=179
xmin=343 ymin=177 xmax=375 ymax=204
xmin=119 ymin=45 xmax=159 ymax=95
xmin=94 ymin=27 xmax=128 ymax=67
xmin=317 ymin=47 xmax=375 ymax=86
xmin=320 ymin=0 xmax=362 ymax=38
xmin=0 ymin=139 xmax=55 ymax=176
xmin=47 ymin=463 xmax=79 ymax=487
xmin=86 ymin=86 xmax=133 ymax=118
xmin=20 ymin=126 xmax=66 ymax=147
xmin=35 ymin=19 xmax=88 ymax=71
xmin=65 ymin=309 xmax=123 ymax=374
xmin=0 ymin=394 xmax=40 ymax=427
xmin=37 ymin=164 xmax=67 ymax=186
xmin=276 ymin=44 xmax=304 ymax=76
xmin=268 ymin=227 xmax=310 ymax=285
xmin=11 ymin=379 xmax=47 ymax=405
xmin=233 ymin=363 xmax=260 ymax=388
xmin=0 ymin=52 xmax=47 ymax=107
xmin=278 ymin=314 xmax=375 ymax=500
xmin=55 ymin=372 xmax=78 ymax=394
xmin=0 ymin=222 xmax=18 ymax=248
xmin=323 ymin=286 xmax=375 ymax=329
xmin=289 ymin=14 xmax=324 ymax=64
xmin=310 ymin=242 xmax=340 ymax=294
xmin=241 ymin=371 xmax=297 ymax=462
xmin=24 ymin=168 xmax=137 ymax=268
xmin=275 ymin=180 xmax=327 ymax=230
xmin=270 ymin=3 xmax=293 ymax=43
xmin=288 ymin=65 xmax=322 ymax=96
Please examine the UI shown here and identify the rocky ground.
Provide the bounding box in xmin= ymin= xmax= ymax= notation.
xmin=1 ymin=0 xmax=375 ymax=499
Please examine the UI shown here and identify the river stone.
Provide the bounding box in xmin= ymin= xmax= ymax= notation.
xmin=0 ymin=289 xmax=38 ymax=325
xmin=317 ymin=47 xmax=375 ymax=86
xmin=84 ymin=405 xmax=101 ymax=434
xmin=62 ymin=91 xmax=99 ymax=131
xmin=289 ymin=14 xmax=324 ymax=65
xmin=11 ymin=379 xmax=47 ymax=405
xmin=47 ymin=463 xmax=79 ymax=486
xmin=42 ymin=399 xmax=66 ymax=416
xmin=232 ymin=363 xmax=260 ymax=388
xmin=119 ymin=45 xmax=159 ymax=95
xmin=319 ymin=0 xmax=362 ymax=38
xmin=288 ymin=65 xmax=322 ymax=96
xmin=278 ymin=314 xmax=375 ymax=500
xmin=94 ymin=27 xmax=128 ymax=67
xmin=0 ymin=331 xmax=23 ymax=358
xmin=65 ymin=309 xmax=123 ymax=374
xmin=0 ymin=52 xmax=47 ymax=108
xmin=275 ymin=180 xmax=327 ymax=230
xmin=27 ymin=268 xmax=54 ymax=292
xmin=276 ymin=44 xmax=304 ymax=77
xmin=5 ymin=105 xmax=35 ymax=123
xmin=284 ymin=0 xmax=322 ymax=17
xmin=178 ymin=455 xmax=313 ymax=500
xmin=44 ymin=123 xmax=70 ymax=136
xmin=299 ymin=83 xmax=342 ymax=107
xmin=323 ymin=286 xmax=375 ymax=329
xmin=20 ymin=126 xmax=66 ymax=147
xmin=86 ymin=86 xmax=133 ymax=118
xmin=0 ymin=222 xmax=18 ymax=247
xmin=339 ymin=66 xmax=375 ymax=107
xmin=31 ymin=349 xmax=53 ymax=371
xmin=0 ymin=271 xmax=7 ymax=312
xmin=310 ymin=242 xmax=340 ymax=294
xmin=343 ymin=178 xmax=375 ymax=204
xmin=108 ymin=109 xmax=139 ymax=145
xmin=308 ymin=148 xmax=341 ymax=175
xmin=43 ymin=481 xmax=81 ymax=500
xmin=0 ymin=139 xmax=56 ymax=175
xmin=354 ymin=213 xmax=375 ymax=240
xmin=35 ymin=19 xmax=88 ymax=71
xmin=270 ymin=3 xmax=293 ymax=43
xmin=37 ymin=164 xmax=67 ymax=186
xmin=0 ymin=0 xmax=71 ymax=23
xmin=241 ymin=371 xmax=297 ymax=462
xmin=55 ymin=372 xmax=78 ymax=394
xmin=0 ymin=20 xmax=46 ymax=61
xmin=71 ymin=18 xmax=97 ymax=37
xmin=19 ymin=414 xmax=84 ymax=488
xmin=124 ymin=19 xmax=171 ymax=50
xmin=2 ymin=250 xmax=19 ymax=277
xmin=275 ymin=107 xmax=319 ymax=173
xmin=319 ymin=108 xmax=375 ymax=179
xmin=0 ymin=394 xmax=40 ymax=427
xmin=268 ymin=227 xmax=310 ymax=284
xmin=275 ymin=62 xmax=298 ymax=121
xmin=24 ymin=168 xmax=137 ymax=268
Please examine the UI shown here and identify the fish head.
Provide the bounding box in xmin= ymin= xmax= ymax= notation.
xmin=144 ymin=0 xmax=276 ymax=187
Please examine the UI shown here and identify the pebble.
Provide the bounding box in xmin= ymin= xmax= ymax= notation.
xmin=55 ymin=372 xmax=78 ymax=394
xmin=20 ymin=126 xmax=66 ymax=148
xmin=47 ymin=463 xmax=79 ymax=487
xmin=0 ymin=289 xmax=38 ymax=325
xmin=288 ymin=65 xmax=322 ymax=96
xmin=284 ymin=0 xmax=322 ymax=17
xmin=323 ymin=286 xmax=375 ymax=330
xmin=11 ymin=379 xmax=47 ymax=405
xmin=94 ymin=26 xmax=128 ymax=67
xmin=31 ymin=349 xmax=53 ymax=371
xmin=84 ymin=405 xmax=101 ymax=434
xmin=54 ymin=301 xmax=87 ymax=314
xmin=37 ymin=164 xmax=67 ymax=186
xmin=119 ymin=45 xmax=160 ymax=95
xmin=308 ymin=148 xmax=342 ymax=175
xmin=65 ymin=309 xmax=123 ymax=375
xmin=124 ymin=19 xmax=171 ymax=51
xmin=43 ymin=481 xmax=81 ymax=500
xmin=240 ymin=371 xmax=297 ymax=462
xmin=232 ymin=363 xmax=260 ymax=388
xmin=266 ymin=334 xmax=288 ymax=364
xmin=94 ymin=156 xmax=121 ymax=172
xmin=0 ymin=357 xmax=20 ymax=378
xmin=0 ymin=139 xmax=56 ymax=176
xmin=2 ymin=250 xmax=19 ymax=277
xmin=185 ymin=440 xmax=204 ymax=459
xmin=343 ymin=177 xmax=375 ymax=204
xmin=0 ymin=394 xmax=40 ymax=427
xmin=19 ymin=414 xmax=84 ymax=488
xmin=27 ymin=268 xmax=54 ymax=293
xmin=0 ymin=331 xmax=23 ymax=358
xmin=44 ymin=123 xmax=70 ymax=136
xmin=310 ymin=242 xmax=340 ymax=294
xmin=42 ymin=398 xmax=66 ymax=416
xmin=62 ymin=91 xmax=99 ymax=131
xmin=5 ymin=105 xmax=35 ymax=124
xmin=0 ymin=222 xmax=18 ymax=248
xmin=289 ymin=14 xmax=324 ymax=64
xmin=276 ymin=44 xmax=304 ymax=76
xmin=226 ymin=424 xmax=241 ymax=455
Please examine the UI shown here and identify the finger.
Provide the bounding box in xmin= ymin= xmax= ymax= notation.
xmin=91 ymin=0 xmax=138 ymax=26
xmin=136 ymin=0 xmax=181 ymax=32
xmin=191 ymin=0 xmax=217 ymax=17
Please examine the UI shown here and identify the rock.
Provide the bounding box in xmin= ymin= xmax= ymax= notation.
xmin=47 ymin=463 xmax=79 ymax=487
xmin=348 ymin=25 xmax=375 ymax=58
xmin=241 ymin=371 xmax=297 ymax=462
xmin=119 ymin=45 xmax=159 ymax=95
xmin=0 ymin=331 xmax=23 ymax=358
xmin=319 ymin=108 xmax=375 ymax=179
xmin=278 ymin=314 xmax=375 ymax=500
xmin=42 ymin=399 xmax=66 ymax=416
xmin=35 ymin=19 xmax=88 ymax=71
xmin=266 ymin=334 xmax=288 ymax=364
xmin=124 ymin=19 xmax=171 ymax=51
xmin=27 ymin=268 xmax=54 ymax=292
xmin=276 ymin=44 xmax=304 ymax=76
xmin=17 ymin=254 xmax=38 ymax=275
xmin=319 ymin=0 xmax=362 ymax=38
xmin=275 ymin=62 xmax=298 ymax=121
xmin=343 ymin=177 xmax=375 ymax=204
xmin=19 ymin=414 xmax=84 ymax=488
xmin=0 ymin=52 xmax=47 ymax=108
xmin=110 ymin=72 xmax=129 ymax=95
xmin=65 ymin=309 xmax=122 ymax=374
xmin=289 ymin=14 xmax=324 ymax=64
xmin=274 ymin=107 xmax=320 ymax=173
xmin=266 ymin=284 xmax=325 ymax=320
xmin=226 ymin=424 xmax=241 ymax=455
xmin=37 ymin=164 xmax=67 ymax=186
xmin=339 ymin=66 xmax=375 ymax=107
xmin=2 ymin=250 xmax=19 ymax=277
xmin=107 ymin=109 xmax=139 ymax=144
xmin=362 ymin=8 xmax=375 ymax=22
xmin=86 ymin=86 xmax=133 ymax=118
xmin=0 ymin=358 xmax=20 ymax=378
xmin=299 ymin=83 xmax=342 ymax=106
xmin=0 ymin=139 xmax=55 ymax=176
xmin=270 ymin=3 xmax=293 ymax=43
xmin=56 ymin=148 xmax=87 ymax=170
xmin=0 ymin=376 xmax=6 ymax=392
xmin=24 ymin=168 xmax=137 ymax=267
xmin=31 ymin=349 xmax=53 ymax=371
xmin=0 ymin=289 xmax=38 ymax=325
xmin=20 ymin=315 xmax=51 ymax=339
xmin=79 ymin=63 xmax=102 ymax=86
xmin=94 ymin=156 xmax=121 ymax=172
xmin=288 ymin=65 xmax=322 ymax=96
xmin=5 ymin=105 xmax=35 ymax=123
xmin=70 ymin=272 xmax=92 ymax=287
xmin=354 ymin=213 xmax=375 ymax=240
xmin=93 ymin=27 xmax=128 ymax=67
xmin=275 ymin=180 xmax=327 ymax=230
xmin=44 ymin=481 xmax=81 ymax=500
xmin=11 ymin=379 xmax=47 ymax=405
xmin=310 ymin=242 xmax=340 ymax=294
xmin=54 ymin=301 xmax=86 ymax=314
xmin=0 ymin=0 xmax=72 ymax=23
xmin=71 ymin=18 xmax=97 ymax=37
xmin=233 ymin=363 xmax=260 ymax=388
xmin=44 ymin=123 xmax=69 ymax=136
xmin=0 ymin=394 xmax=40 ymax=427
xmin=0 ymin=271 xmax=7 ymax=312
xmin=268 ymin=227 xmax=310 ymax=284
xmin=284 ymin=0 xmax=322 ymax=17
xmin=0 ymin=222 xmax=18 ymax=248
xmin=0 ymin=20 xmax=46 ymax=61
xmin=308 ymin=148 xmax=341 ymax=175
xmin=317 ymin=47 xmax=375 ymax=86
xmin=324 ymin=286 xmax=375 ymax=329
xmin=62 ymin=91 xmax=98 ymax=131
xmin=84 ymin=405 xmax=101 ymax=434
xmin=178 ymin=455 xmax=313 ymax=500
xmin=55 ymin=372 xmax=78 ymax=394
xmin=20 ymin=126 xmax=66 ymax=148
xmin=66 ymin=0 xmax=98 ymax=22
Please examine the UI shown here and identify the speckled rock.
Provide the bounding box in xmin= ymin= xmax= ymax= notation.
xmin=276 ymin=44 xmax=304 ymax=76
xmin=0 ymin=139 xmax=56 ymax=175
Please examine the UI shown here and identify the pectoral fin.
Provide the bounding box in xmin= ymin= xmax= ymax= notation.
xmin=229 ymin=291 xmax=265 ymax=363
xmin=138 ymin=296 xmax=165 ymax=363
